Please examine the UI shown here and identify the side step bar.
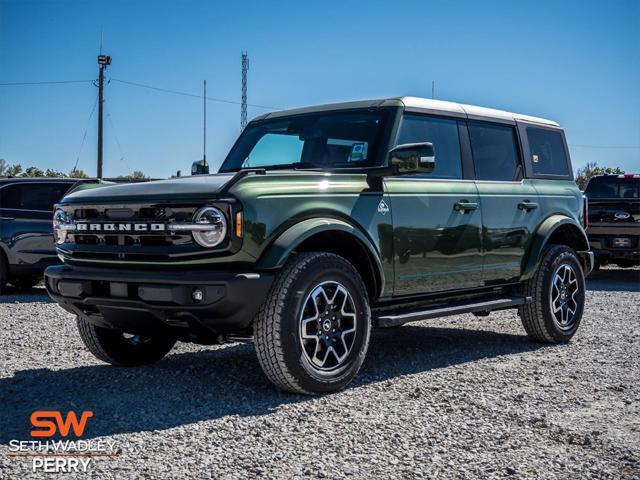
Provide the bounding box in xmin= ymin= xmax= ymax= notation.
xmin=373 ymin=295 xmax=532 ymax=328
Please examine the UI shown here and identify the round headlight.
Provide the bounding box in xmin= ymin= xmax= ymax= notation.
xmin=53 ymin=208 xmax=72 ymax=244
xmin=192 ymin=206 xmax=227 ymax=248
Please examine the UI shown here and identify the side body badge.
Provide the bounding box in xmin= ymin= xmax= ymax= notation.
xmin=377 ymin=200 xmax=390 ymax=215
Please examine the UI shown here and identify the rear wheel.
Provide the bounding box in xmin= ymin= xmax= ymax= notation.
xmin=77 ymin=317 xmax=177 ymax=366
xmin=519 ymin=245 xmax=585 ymax=343
xmin=254 ymin=252 xmax=371 ymax=394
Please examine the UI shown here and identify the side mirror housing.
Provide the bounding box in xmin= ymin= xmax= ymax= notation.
xmin=191 ymin=159 xmax=210 ymax=176
xmin=389 ymin=142 xmax=435 ymax=175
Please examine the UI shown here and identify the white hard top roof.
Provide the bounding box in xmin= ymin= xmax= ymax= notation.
xmin=259 ymin=96 xmax=560 ymax=127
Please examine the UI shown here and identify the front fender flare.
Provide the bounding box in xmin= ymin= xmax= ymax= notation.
xmin=522 ymin=215 xmax=589 ymax=280
xmin=256 ymin=217 xmax=385 ymax=292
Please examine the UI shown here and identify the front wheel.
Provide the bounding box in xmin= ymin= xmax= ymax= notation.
xmin=519 ymin=245 xmax=585 ymax=343
xmin=77 ymin=317 xmax=176 ymax=366
xmin=254 ymin=252 xmax=371 ymax=394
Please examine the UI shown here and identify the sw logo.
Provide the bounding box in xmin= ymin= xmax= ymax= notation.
xmin=30 ymin=410 xmax=94 ymax=438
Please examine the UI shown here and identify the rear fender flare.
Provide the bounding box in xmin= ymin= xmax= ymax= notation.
xmin=522 ymin=215 xmax=589 ymax=280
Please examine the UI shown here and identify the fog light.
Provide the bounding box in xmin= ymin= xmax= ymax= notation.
xmin=192 ymin=288 xmax=204 ymax=303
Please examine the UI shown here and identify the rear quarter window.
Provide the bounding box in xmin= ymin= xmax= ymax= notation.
xmin=527 ymin=128 xmax=570 ymax=176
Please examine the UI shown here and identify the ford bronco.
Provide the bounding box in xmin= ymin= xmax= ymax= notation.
xmin=45 ymin=97 xmax=593 ymax=394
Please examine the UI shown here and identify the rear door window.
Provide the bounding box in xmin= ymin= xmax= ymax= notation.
xmin=468 ymin=123 xmax=521 ymax=181
xmin=585 ymin=177 xmax=640 ymax=199
xmin=396 ymin=115 xmax=463 ymax=179
xmin=527 ymin=128 xmax=570 ymax=176
xmin=0 ymin=182 xmax=73 ymax=211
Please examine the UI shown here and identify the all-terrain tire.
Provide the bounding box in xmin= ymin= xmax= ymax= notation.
xmin=254 ymin=252 xmax=371 ymax=395
xmin=77 ymin=317 xmax=177 ymax=366
xmin=519 ymin=244 xmax=585 ymax=343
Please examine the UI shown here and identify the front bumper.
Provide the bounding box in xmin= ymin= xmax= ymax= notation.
xmin=44 ymin=265 xmax=274 ymax=338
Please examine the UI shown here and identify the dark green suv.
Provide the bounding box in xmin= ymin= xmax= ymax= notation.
xmin=45 ymin=97 xmax=593 ymax=394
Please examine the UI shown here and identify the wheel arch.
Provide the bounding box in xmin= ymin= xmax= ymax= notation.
xmin=522 ymin=215 xmax=589 ymax=281
xmin=256 ymin=218 xmax=384 ymax=300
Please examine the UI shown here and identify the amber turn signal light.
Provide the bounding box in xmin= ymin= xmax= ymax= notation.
xmin=235 ymin=211 xmax=243 ymax=237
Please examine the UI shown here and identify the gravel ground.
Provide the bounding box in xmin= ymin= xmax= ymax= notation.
xmin=1 ymin=266 xmax=639 ymax=479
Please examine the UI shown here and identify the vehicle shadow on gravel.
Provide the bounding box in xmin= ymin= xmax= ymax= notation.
xmin=0 ymin=325 xmax=546 ymax=443
xmin=0 ymin=285 xmax=53 ymax=303
xmin=586 ymin=267 xmax=640 ymax=292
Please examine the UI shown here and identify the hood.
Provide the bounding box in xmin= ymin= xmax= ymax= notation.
xmin=60 ymin=174 xmax=235 ymax=204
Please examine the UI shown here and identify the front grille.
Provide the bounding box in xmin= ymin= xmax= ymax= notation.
xmin=58 ymin=202 xmax=232 ymax=263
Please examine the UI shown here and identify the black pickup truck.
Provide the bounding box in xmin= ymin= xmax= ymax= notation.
xmin=584 ymin=174 xmax=640 ymax=269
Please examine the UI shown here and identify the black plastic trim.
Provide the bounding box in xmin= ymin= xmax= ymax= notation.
xmin=45 ymin=264 xmax=274 ymax=336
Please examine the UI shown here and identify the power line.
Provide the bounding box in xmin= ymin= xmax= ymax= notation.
xmin=105 ymin=104 xmax=131 ymax=173
xmin=110 ymin=78 xmax=279 ymax=110
xmin=569 ymin=144 xmax=640 ymax=149
xmin=72 ymin=95 xmax=99 ymax=173
xmin=0 ymin=79 xmax=94 ymax=86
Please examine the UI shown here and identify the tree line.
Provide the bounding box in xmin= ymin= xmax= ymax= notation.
xmin=0 ymin=158 xmax=625 ymax=188
xmin=0 ymin=159 xmax=148 ymax=180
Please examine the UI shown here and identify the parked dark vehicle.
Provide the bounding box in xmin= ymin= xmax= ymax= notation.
xmin=0 ymin=178 xmax=96 ymax=292
xmin=584 ymin=174 xmax=640 ymax=269
xmin=45 ymin=97 xmax=593 ymax=394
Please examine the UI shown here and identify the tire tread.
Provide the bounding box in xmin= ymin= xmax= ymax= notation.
xmin=254 ymin=252 xmax=368 ymax=394
xmin=519 ymin=244 xmax=583 ymax=343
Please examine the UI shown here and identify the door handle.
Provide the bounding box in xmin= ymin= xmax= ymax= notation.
xmin=518 ymin=201 xmax=538 ymax=212
xmin=0 ymin=216 xmax=15 ymax=221
xmin=454 ymin=201 xmax=479 ymax=213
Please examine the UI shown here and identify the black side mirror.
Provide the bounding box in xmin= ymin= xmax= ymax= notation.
xmin=191 ymin=159 xmax=209 ymax=176
xmin=389 ymin=142 xmax=435 ymax=175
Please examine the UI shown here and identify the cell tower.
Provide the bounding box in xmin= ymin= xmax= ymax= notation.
xmin=241 ymin=51 xmax=249 ymax=130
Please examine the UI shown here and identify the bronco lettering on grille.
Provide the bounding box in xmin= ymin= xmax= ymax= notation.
xmin=75 ymin=223 xmax=166 ymax=232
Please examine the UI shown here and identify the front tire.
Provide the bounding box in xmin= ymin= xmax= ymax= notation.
xmin=519 ymin=245 xmax=585 ymax=343
xmin=254 ymin=252 xmax=371 ymax=394
xmin=77 ymin=317 xmax=176 ymax=366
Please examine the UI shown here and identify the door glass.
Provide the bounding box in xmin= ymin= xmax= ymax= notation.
xmin=0 ymin=183 xmax=72 ymax=211
xmin=468 ymin=123 xmax=521 ymax=181
xmin=396 ymin=115 xmax=462 ymax=179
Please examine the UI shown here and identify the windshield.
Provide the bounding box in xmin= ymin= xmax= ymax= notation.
xmin=585 ymin=176 xmax=639 ymax=199
xmin=220 ymin=109 xmax=390 ymax=172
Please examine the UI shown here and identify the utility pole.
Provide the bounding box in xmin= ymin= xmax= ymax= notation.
xmin=241 ymin=51 xmax=249 ymax=130
xmin=97 ymin=53 xmax=111 ymax=179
